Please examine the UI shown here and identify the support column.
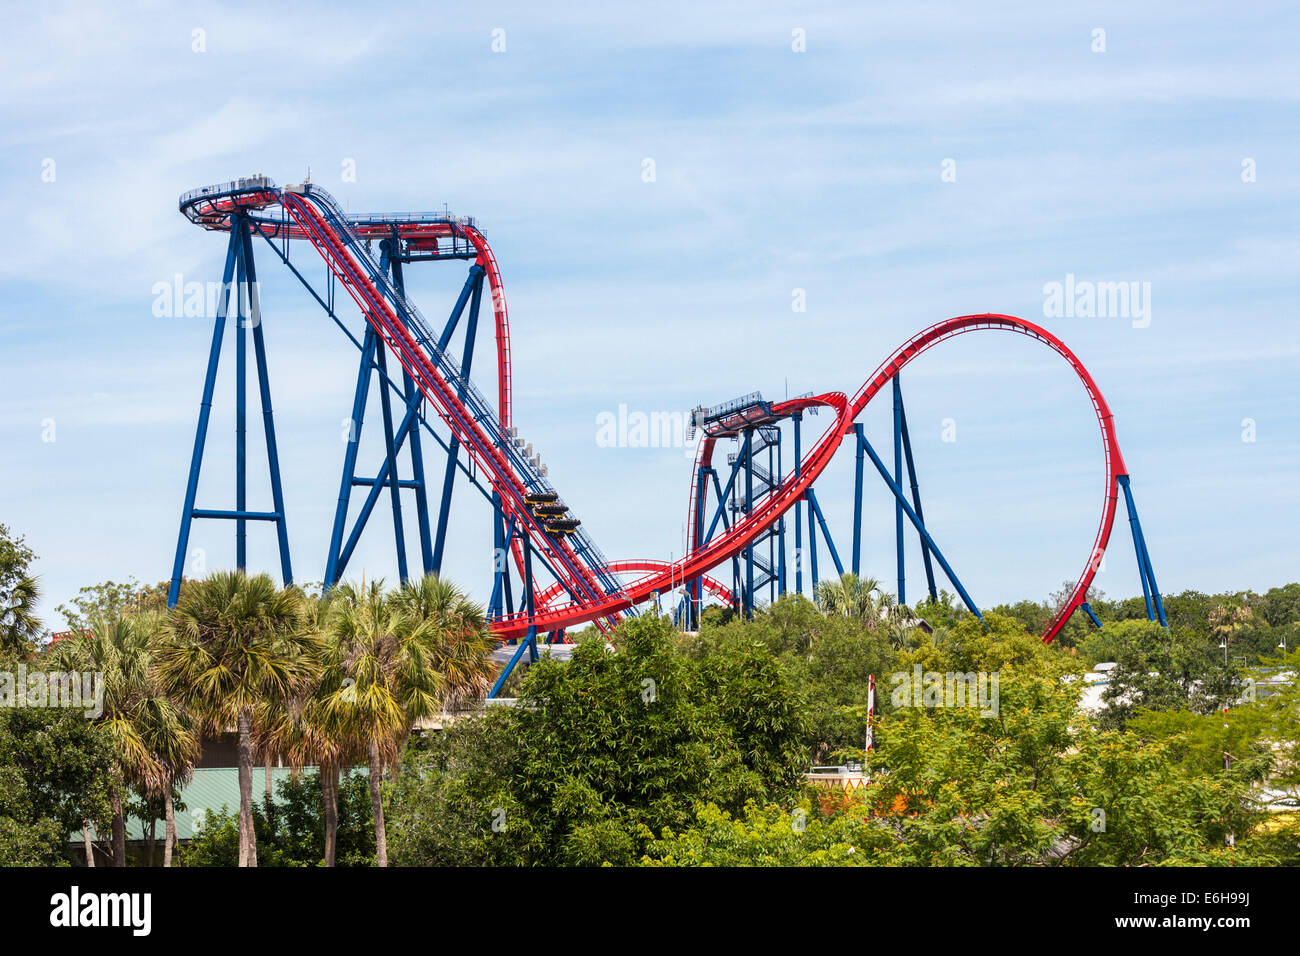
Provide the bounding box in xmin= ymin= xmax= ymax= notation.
xmin=860 ymin=432 xmax=980 ymax=619
xmin=324 ymin=326 xmax=379 ymax=588
xmin=807 ymin=488 xmax=845 ymax=577
xmin=488 ymin=533 xmax=539 ymax=697
xmin=169 ymin=227 xmax=240 ymax=606
xmin=898 ymin=392 xmax=937 ymax=603
xmin=235 ymin=230 xmax=248 ymax=571
xmin=1119 ymin=474 xmax=1167 ymax=626
xmin=432 ymin=266 xmax=486 ymax=574
xmin=893 ymin=375 xmax=905 ymax=604
xmin=238 ymin=219 xmax=293 ymax=589
xmin=168 ymin=216 xmax=292 ymax=606
xmin=744 ymin=427 xmax=755 ymax=618
xmin=852 ymin=423 xmax=865 ymax=576
xmin=776 ymin=432 xmax=786 ymax=597
xmin=793 ymin=414 xmax=804 ymax=596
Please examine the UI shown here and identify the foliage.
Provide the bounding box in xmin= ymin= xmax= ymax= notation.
xmin=388 ymin=614 xmax=809 ymax=865
xmin=157 ymin=572 xmax=316 ymax=729
xmin=0 ymin=689 xmax=112 ymax=865
xmin=0 ymin=524 xmax=42 ymax=656
xmin=639 ymin=800 xmax=887 ymax=866
xmin=182 ymin=770 xmax=376 ymax=867
xmin=1081 ymin=620 xmax=1240 ymax=729
xmin=55 ymin=578 xmax=170 ymax=632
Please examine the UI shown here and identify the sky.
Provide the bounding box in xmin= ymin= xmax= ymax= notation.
xmin=1 ymin=1 xmax=1297 ymax=628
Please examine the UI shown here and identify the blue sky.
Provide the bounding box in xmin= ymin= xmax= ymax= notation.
xmin=2 ymin=1 xmax=1297 ymax=627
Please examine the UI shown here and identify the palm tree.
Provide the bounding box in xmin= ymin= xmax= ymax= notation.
xmin=250 ymin=590 xmax=359 ymax=866
xmin=389 ymin=573 xmax=496 ymax=769
xmin=157 ymin=571 xmax=315 ymax=867
xmin=879 ymin=593 xmax=918 ymax=648
xmin=51 ymin=615 xmax=163 ymax=866
xmin=131 ymin=611 xmax=200 ymax=867
xmin=322 ymin=578 xmax=451 ymax=867
xmin=0 ymin=572 xmax=42 ymax=656
xmin=816 ymin=573 xmax=885 ymax=622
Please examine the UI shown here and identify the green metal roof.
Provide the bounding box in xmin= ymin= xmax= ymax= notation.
xmin=78 ymin=766 xmax=313 ymax=843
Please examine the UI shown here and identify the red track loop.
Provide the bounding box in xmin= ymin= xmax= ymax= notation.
xmin=505 ymin=314 xmax=1125 ymax=642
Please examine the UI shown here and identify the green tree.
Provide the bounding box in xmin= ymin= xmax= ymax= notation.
xmin=320 ymin=579 xmax=443 ymax=867
xmin=0 ymin=698 xmax=112 ymax=866
xmin=156 ymin=571 xmax=316 ymax=866
xmin=639 ymin=800 xmax=889 ymax=866
xmin=1084 ymin=619 xmax=1239 ymax=729
xmin=182 ymin=770 xmax=376 ymax=867
xmin=56 ymin=578 xmax=169 ymax=632
xmin=815 ymin=573 xmax=884 ymax=621
xmin=49 ymin=616 xmax=157 ymax=865
xmin=0 ymin=524 xmax=41 ymax=656
xmin=389 ymin=707 xmax=539 ymax=866
xmin=389 ymin=573 xmax=496 ymax=768
xmin=388 ymin=614 xmax=809 ymax=865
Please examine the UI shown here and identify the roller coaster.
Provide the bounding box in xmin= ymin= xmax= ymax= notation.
xmin=167 ymin=175 xmax=1167 ymax=692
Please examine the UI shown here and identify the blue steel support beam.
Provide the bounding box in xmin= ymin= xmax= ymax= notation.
xmin=437 ymin=265 xmax=483 ymax=352
xmin=370 ymin=240 xmax=409 ymax=582
xmin=1118 ymin=474 xmax=1168 ymax=627
xmin=372 ymin=337 xmax=409 ymax=582
xmin=806 ymin=487 xmax=845 ymax=577
xmin=744 ymin=427 xmax=755 ymax=618
xmin=324 ymin=324 xmax=380 ymax=587
xmin=489 ymin=491 xmax=506 ymax=619
xmin=776 ymin=434 xmax=786 ymax=596
xmin=860 ymin=432 xmax=981 ymax=620
xmin=235 ymin=221 xmax=248 ymax=571
xmin=169 ymin=227 xmax=241 ymax=607
xmin=852 ymin=423 xmax=865 ymax=576
xmin=386 ymin=248 xmax=435 ymax=575
xmin=238 ymin=218 xmax=293 ymax=588
xmin=192 ymin=509 xmax=282 ymax=521
xmin=501 ymin=515 xmax=516 ymax=616
xmin=488 ymin=529 xmax=540 ymax=697
xmin=768 ymin=443 xmax=775 ymax=603
xmin=1126 ymin=481 xmax=1155 ymax=621
xmin=708 ymin=470 xmax=733 ymax=536
xmin=898 ymin=394 xmax=937 ymax=603
xmin=432 ymin=265 xmax=485 ymax=574
xmin=333 ymin=395 xmax=417 ymax=579
xmin=793 ymin=414 xmax=803 ymax=595
xmin=807 ymin=488 xmax=819 ymax=592
xmin=351 ymin=477 xmax=421 ymax=489
xmin=893 ymin=376 xmax=905 ymax=605
xmin=702 ymin=431 xmax=751 ymax=546
xmin=1080 ymin=602 xmax=1103 ymax=628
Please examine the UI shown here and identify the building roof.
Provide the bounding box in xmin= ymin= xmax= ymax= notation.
xmin=77 ymin=766 xmax=315 ymax=843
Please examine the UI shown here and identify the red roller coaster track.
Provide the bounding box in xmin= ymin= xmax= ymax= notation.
xmin=179 ymin=178 xmax=1136 ymax=646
